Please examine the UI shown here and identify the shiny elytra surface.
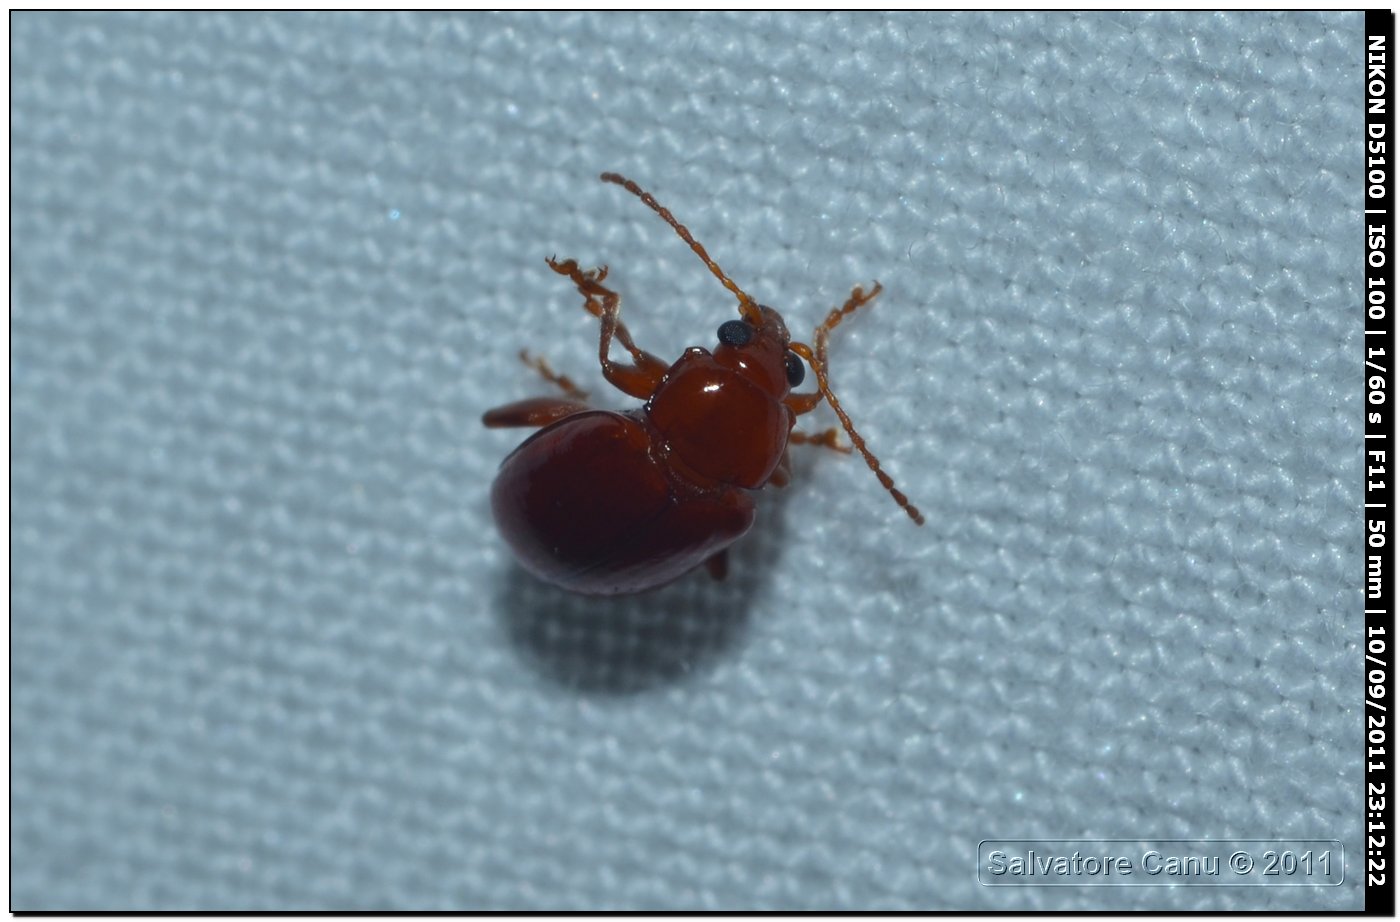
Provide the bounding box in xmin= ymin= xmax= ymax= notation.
xmin=489 ymin=409 xmax=755 ymax=595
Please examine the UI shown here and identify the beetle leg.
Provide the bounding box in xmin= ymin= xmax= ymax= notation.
xmin=547 ymin=257 xmax=669 ymax=400
xmin=789 ymin=427 xmax=854 ymax=454
xmin=783 ymin=283 xmax=883 ymax=416
xmin=783 ymin=390 xmax=824 ymax=415
xmin=786 ymin=283 xmax=923 ymax=526
xmin=518 ymin=349 xmax=589 ymax=400
xmin=768 ymin=448 xmax=792 ymax=488
xmin=768 ymin=431 xmax=851 ymax=489
xmin=704 ymin=549 xmax=729 ymax=581
xmin=815 ymin=282 xmax=883 ymax=376
xmin=482 ymin=396 xmax=592 ymax=429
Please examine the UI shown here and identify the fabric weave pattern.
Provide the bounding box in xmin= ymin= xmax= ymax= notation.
xmin=12 ymin=12 xmax=1360 ymax=909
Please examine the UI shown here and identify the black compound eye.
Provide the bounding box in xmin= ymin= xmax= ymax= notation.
xmin=784 ymin=352 xmax=806 ymax=387
xmin=717 ymin=319 xmax=755 ymax=347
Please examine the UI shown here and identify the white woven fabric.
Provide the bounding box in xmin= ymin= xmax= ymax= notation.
xmin=12 ymin=12 xmax=1360 ymax=909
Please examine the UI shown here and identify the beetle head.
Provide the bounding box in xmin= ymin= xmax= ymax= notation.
xmin=713 ymin=305 xmax=805 ymax=396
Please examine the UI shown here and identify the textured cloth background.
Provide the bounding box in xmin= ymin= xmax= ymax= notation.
xmin=12 ymin=12 xmax=1361 ymax=910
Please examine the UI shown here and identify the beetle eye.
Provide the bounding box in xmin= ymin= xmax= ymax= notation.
xmin=717 ymin=319 xmax=754 ymax=347
xmin=784 ymin=352 xmax=805 ymax=387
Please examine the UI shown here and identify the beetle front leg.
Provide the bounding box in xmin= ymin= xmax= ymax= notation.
xmin=547 ymin=257 xmax=669 ymax=400
xmin=784 ymin=282 xmax=883 ymax=417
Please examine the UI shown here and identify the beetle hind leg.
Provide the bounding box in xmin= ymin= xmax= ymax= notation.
xmin=482 ymin=350 xmax=594 ymax=428
xmin=482 ymin=396 xmax=592 ymax=429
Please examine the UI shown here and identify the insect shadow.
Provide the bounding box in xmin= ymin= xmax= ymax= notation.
xmin=494 ymin=483 xmax=796 ymax=695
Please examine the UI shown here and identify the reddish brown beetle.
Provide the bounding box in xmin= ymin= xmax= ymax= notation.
xmin=483 ymin=173 xmax=923 ymax=595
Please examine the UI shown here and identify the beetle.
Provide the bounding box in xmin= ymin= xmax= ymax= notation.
xmin=483 ymin=172 xmax=923 ymax=595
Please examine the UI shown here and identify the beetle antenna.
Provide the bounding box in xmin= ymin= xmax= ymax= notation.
xmin=788 ymin=342 xmax=925 ymax=526
xmin=600 ymin=172 xmax=762 ymax=324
